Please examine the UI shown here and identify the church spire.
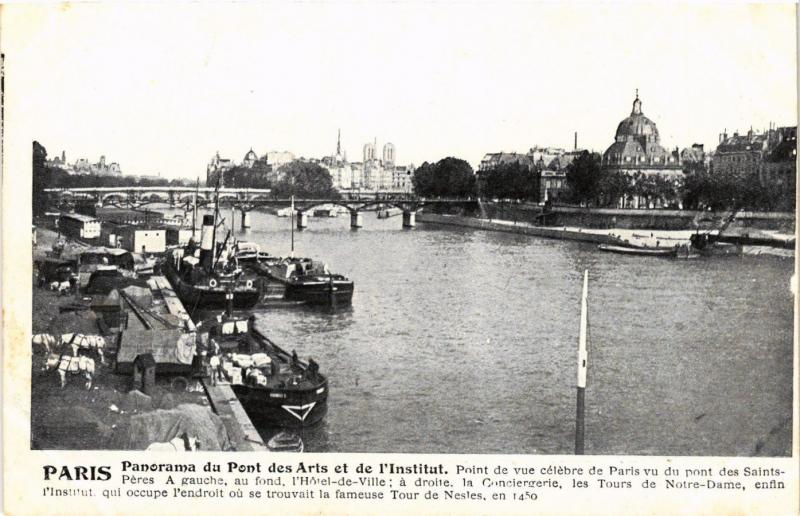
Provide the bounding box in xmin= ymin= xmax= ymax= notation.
xmin=336 ymin=129 xmax=341 ymax=156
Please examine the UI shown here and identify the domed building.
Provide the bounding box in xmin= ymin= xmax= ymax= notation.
xmin=242 ymin=148 xmax=258 ymax=168
xmin=602 ymin=92 xmax=683 ymax=207
xmin=603 ymin=92 xmax=681 ymax=173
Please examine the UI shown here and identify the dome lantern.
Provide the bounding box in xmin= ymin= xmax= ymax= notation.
xmin=631 ymin=89 xmax=642 ymax=115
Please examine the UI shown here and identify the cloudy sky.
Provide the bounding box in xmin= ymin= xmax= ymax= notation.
xmin=4 ymin=2 xmax=796 ymax=178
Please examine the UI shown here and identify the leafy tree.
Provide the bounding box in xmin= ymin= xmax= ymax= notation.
xmin=480 ymin=161 xmax=540 ymax=201
xmin=272 ymin=161 xmax=338 ymax=199
xmin=565 ymin=151 xmax=603 ymax=204
xmin=412 ymin=157 xmax=476 ymax=197
xmin=33 ymin=141 xmax=52 ymax=214
xmin=218 ymin=159 xmax=272 ymax=189
xmin=597 ymin=170 xmax=631 ymax=207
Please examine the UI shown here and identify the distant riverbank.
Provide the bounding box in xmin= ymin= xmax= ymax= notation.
xmin=417 ymin=212 xmax=794 ymax=253
xmin=473 ymin=203 xmax=795 ymax=232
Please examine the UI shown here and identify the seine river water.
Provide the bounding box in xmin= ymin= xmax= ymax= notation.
xmin=205 ymin=209 xmax=792 ymax=456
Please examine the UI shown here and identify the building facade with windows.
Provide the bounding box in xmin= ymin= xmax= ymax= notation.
xmin=601 ymin=92 xmax=683 ymax=207
xmin=601 ymin=92 xmax=682 ymax=178
xmin=713 ymin=125 xmax=797 ymax=200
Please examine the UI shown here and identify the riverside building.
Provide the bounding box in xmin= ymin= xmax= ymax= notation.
xmin=601 ymin=91 xmax=682 ymax=208
xmin=712 ymin=125 xmax=797 ymax=205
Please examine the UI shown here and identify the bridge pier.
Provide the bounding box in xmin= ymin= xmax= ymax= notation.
xmin=297 ymin=211 xmax=309 ymax=230
xmin=350 ymin=211 xmax=363 ymax=229
xmin=402 ymin=210 xmax=416 ymax=228
xmin=240 ymin=208 xmax=251 ymax=229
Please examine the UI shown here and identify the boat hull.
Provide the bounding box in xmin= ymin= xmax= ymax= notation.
xmin=232 ymin=384 xmax=328 ymax=428
xmin=284 ymin=281 xmax=354 ymax=306
xmin=598 ymin=244 xmax=676 ymax=257
xmin=249 ymin=263 xmax=354 ymax=306
xmin=162 ymin=260 xmax=261 ymax=310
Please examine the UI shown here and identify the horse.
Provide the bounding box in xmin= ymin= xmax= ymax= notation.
xmin=50 ymin=280 xmax=71 ymax=294
xmin=145 ymin=432 xmax=200 ymax=452
xmin=31 ymin=333 xmax=57 ymax=353
xmin=44 ymin=353 xmax=95 ymax=390
xmin=61 ymin=333 xmax=106 ymax=365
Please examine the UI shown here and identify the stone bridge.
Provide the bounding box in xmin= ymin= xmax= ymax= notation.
xmin=43 ymin=187 xmax=477 ymax=229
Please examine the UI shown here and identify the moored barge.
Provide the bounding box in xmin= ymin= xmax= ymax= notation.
xmin=197 ymin=313 xmax=328 ymax=428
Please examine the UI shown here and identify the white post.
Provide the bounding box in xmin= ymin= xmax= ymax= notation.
xmin=575 ymin=269 xmax=589 ymax=455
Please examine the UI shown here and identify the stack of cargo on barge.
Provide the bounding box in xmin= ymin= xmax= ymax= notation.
xmin=196 ymin=309 xmax=328 ymax=428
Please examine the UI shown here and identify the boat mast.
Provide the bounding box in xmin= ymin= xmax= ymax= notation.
xmin=290 ymin=194 xmax=295 ymax=258
xmin=192 ymin=178 xmax=199 ymax=240
xmin=575 ymin=269 xmax=589 ymax=455
xmin=210 ymin=179 xmax=220 ymax=271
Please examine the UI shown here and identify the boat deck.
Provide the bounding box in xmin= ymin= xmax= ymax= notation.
xmin=148 ymin=275 xmax=196 ymax=331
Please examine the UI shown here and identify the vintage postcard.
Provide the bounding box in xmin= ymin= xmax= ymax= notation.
xmin=2 ymin=2 xmax=798 ymax=514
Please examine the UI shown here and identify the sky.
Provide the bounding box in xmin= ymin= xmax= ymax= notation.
xmin=3 ymin=2 xmax=797 ymax=179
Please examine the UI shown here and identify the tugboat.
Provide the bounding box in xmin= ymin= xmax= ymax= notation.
xmin=239 ymin=196 xmax=354 ymax=307
xmin=236 ymin=246 xmax=354 ymax=306
xmin=162 ymin=213 xmax=262 ymax=312
xmin=264 ymin=257 xmax=354 ymax=306
xmin=197 ymin=304 xmax=328 ymax=428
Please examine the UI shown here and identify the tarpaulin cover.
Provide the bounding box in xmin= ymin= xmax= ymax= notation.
xmin=90 ymin=289 xmax=123 ymax=311
xmin=116 ymin=329 xmax=196 ymax=374
xmin=121 ymin=285 xmax=154 ymax=307
xmin=114 ymin=403 xmax=232 ymax=451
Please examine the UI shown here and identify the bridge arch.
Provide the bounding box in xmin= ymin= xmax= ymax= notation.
xmin=141 ymin=191 xmax=170 ymax=202
xmin=101 ymin=192 xmax=128 ymax=202
xmin=177 ymin=192 xmax=207 ymax=202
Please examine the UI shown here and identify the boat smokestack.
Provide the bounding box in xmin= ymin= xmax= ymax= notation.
xmin=200 ymin=215 xmax=215 ymax=270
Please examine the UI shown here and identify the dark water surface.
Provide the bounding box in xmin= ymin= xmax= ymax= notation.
xmin=206 ymin=209 xmax=793 ymax=455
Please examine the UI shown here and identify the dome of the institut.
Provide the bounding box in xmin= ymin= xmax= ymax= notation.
xmin=603 ymin=92 xmax=677 ymax=168
xmin=615 ymin=95 xmax=659 ymax=142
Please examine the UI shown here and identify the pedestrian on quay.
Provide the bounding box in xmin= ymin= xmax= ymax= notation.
xmin=209 ymin=352 xmax=221 ymax=386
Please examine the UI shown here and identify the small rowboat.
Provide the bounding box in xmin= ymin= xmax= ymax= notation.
xmin=267 ymin=431 xmax=304 ymax=452
xmin=598 ymin=244 xmax=676 ymax=257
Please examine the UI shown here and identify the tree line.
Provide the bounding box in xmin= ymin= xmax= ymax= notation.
xmin=564 ymin=151 xmax=795 ymax=211
xmin=208 ymin=160 xmax=339 ymax=198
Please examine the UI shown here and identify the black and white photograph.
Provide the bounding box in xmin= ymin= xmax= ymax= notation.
xmin=12 ymin=0 xmax=798 ymax=463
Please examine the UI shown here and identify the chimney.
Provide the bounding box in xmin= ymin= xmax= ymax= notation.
xmin=574 ymin=132 xmax=578 ymax=151
xmin=199 ymin=215 xmax=215 ymax=270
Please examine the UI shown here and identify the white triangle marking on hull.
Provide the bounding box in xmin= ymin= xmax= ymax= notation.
xmin=282 ymin=401 xmax=316 ymax=422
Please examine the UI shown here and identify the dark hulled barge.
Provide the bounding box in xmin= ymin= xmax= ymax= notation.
xmin=162 ymin=215 xmax=261 ymax=311
xmin=236 ymin=243 xmax=354 ymax=306
xmin=198 ymin=313 xmax=328 ymax=428
xmin=267 ymin=258 xmax=354 ymax=306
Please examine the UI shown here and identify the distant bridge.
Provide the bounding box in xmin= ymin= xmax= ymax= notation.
xmin=43 ymin=186 xmax=273 ymax=205
xmin=43 ymin=186 xmax=478 ymax=229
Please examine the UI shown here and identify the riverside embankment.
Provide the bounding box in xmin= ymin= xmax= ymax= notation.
xmin=417 ymin=212 xmax=795 ymax=252
xmin=477 ymin=203 xmax=795 ymax=232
